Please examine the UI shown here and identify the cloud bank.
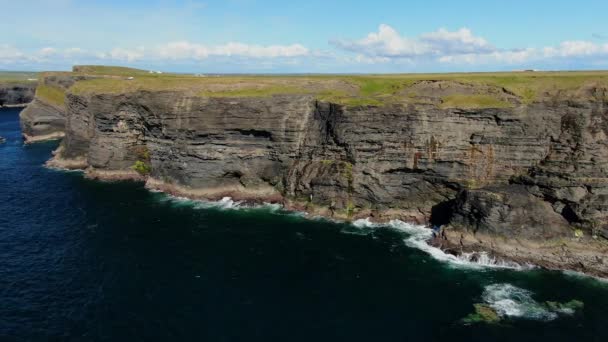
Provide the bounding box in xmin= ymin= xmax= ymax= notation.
xmin=2 ymin=24 xmax=608 ymax=72
xmin=331 ymin=25 xmax=608 ymax=68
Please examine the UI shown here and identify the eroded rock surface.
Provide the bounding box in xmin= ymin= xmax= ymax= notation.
xmin=19 ymin=74 xmax=91 ymax=143
xmin=0 ymin=83 xmax=35 ymax=107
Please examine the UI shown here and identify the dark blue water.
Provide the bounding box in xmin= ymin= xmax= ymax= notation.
xmin=1 ymin=107 xmax=608 ymax=341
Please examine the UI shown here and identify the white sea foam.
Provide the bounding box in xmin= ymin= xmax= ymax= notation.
xmin=481 ymin=283 xmax=558 ymax=321
xmin=156 ymin=193 xmax=288 ymax=213
xmin=350 ymin=218 xmax=525 ymax=270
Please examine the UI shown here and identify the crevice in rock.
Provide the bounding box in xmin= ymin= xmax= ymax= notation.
xmin=430 ymin=199 xmax=456 ymax=227
xmin=222 ymin=171 xmax=243 ymax=179
xmin=561 ymin=204 xmax=581 ymax=224
xmin=383 ymin=167 xmax=425 ymax=175
xmin=231 ymin=128 xmax=273 ymax=140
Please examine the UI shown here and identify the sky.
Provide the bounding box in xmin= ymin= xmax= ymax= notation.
xmin=1 ymin=0 xmax=608 ymax=73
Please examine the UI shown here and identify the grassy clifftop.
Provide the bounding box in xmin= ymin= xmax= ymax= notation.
xmin=36 ymin=66 xmax=608 ymax=108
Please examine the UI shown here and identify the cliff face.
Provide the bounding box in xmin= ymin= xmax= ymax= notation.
xmin=35 ymin=75 xmax=608 ymax=275
xmin=51 ymin=84 xmax=607 ymax=225
xmin=19 ymin=74 xmax=92 ymax=143
xmin=0 ymin=83 xmax=35 ymax=107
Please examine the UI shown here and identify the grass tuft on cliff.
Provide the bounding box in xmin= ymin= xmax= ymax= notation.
xmin=440 ymin=94 xmax=513 ymax=109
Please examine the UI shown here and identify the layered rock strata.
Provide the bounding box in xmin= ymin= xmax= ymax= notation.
xmin=0 ymin=83 xmax=35 ymax=107
xmin=37 ymin=80 xmax=608 ymax=276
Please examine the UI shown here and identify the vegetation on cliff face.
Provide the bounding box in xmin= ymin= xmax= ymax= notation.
xmin=439 ymin=94 xmax=513 ymax=109
xmin=35 ymin=84 xmax=66 ymax=107
xmin=131 ymin=146 xmax=152 ymax=176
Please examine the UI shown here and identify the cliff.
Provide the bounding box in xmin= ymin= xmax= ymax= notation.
xmin=0 ymin=82 xmax=35 ymax=107
xmin=19 ymin=73 xmax=95 ymax=143
xmin=27 ymin=67 xmax=608 ymax=276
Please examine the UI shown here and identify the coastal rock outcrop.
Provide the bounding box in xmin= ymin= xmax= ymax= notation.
xmin=0 ymin=83 xmax=35 ymax=107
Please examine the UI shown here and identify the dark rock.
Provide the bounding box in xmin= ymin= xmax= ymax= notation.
xmin=448 ymin=185 xmax=571 ymax=239
xmin=20 ymin=99 xmax=66 ymax=142
xmin=0 ymin=83 xmax=35 ymax=107
xmin=32 ymin=80 xmax=608 ymax=241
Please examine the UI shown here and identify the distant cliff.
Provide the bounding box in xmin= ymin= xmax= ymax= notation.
xmin=24 ymin=67 xmax=608 ymax=276
xmin=0 ymin=82 xmax=35 ymax=107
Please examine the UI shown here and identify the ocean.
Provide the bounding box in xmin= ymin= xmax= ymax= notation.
xmin=1 ymin=107 xmax=607 ymax=341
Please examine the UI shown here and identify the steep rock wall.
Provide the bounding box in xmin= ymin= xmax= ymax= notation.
xmin=51 ymin=87 xmax=608 ymax=232
xmin=19 ymin=74 xmax=93 ymax=143
xmin=0 ymin=83 xmax=35 ymax=107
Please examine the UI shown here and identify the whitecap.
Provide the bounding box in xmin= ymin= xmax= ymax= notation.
xmin=481 ymin=283 xmax=558 ymax=321
xmin=154 ymin=193 xmax=295 ymax=215
xmin=350 ymin=218 xmax=525 ymax=270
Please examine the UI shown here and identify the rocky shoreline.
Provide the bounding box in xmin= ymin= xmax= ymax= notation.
xmin=432 ymin=228 xmax=608 ymax=278
xmin=42 ymin=151 xmax=608 ymax=278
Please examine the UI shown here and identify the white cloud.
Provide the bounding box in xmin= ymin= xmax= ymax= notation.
xmin=543 ymin=41 xmax=608 ymax=58
xmin=421 ymin=28 xmax=494 ymax=54
xmin=333 ymin=25 xmax=608 ymax=68
xmin=106 ymin=47 xmax=146 ymax=62
xmin=4 ymin=27 xmax=608 ymax=72
xmin=331 ymin=25 xmax=494 ymax=58
xmin=0 ymin=45 xmax=25 ymax=61
xmin=156 ymin=41 xmax=309 ymax=59
xmin=332 ymin=24 xmax=427 ymax=57
xmin=39 ymin=47 xmax=57 ymax=56
xmin=158 ymin=41 xmax=209 ymax=59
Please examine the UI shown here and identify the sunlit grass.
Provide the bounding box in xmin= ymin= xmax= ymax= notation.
xmin=36 ymin=84 xmax=66 ymax=107
xmin=63 ymin=67 xmax=608 ymax=108
xmin=440 ymin=94 xmax=513 ymax=109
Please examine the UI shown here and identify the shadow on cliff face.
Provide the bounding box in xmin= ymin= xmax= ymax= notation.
xmin=430 ymin=199 xmax=456 ymax=227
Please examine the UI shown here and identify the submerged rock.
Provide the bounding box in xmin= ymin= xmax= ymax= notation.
xmin=461 ymin=283 xmax=585 ymax=325
xmin=461 ymin=303 xmax=501 ymax=324
xmin=544 ymin=299 xmax=585 ymax=315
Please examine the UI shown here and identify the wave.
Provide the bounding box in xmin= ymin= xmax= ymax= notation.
xmin=481 ymin=283 xmax=586 ymax=321
xmin=153 ymin=192 xmax=284 ymax=213
xmin=351 ymin=218 xmax=526 ymax=270
xmin=150 ymin=194 xmax=534 ymax=271
xmin=150 ymin=194 xmax=534 ymax=272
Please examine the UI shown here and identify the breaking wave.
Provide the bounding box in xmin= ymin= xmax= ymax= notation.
xmin=152 ymin=193 xmax=528 ymax=271
xmin=480 ymin=283 xmax=583 ymax=320
xmin=153 ymin=193 xmax=283 ymax=213
xmin=351 ymin=218 xmax=525 ymax=270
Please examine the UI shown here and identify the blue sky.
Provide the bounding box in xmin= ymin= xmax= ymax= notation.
xmin=1 ymin=0 xmax=608 ymax=72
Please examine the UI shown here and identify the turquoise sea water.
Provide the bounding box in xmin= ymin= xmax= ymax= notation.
xmin=1 ymin=107 xmax=608 ymax=341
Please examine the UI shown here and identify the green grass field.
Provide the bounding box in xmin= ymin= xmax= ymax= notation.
xmin=42 ymin=66 xmax=608 ymax=107
xmin=0 ymin=71 xmax=39 ymax=83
